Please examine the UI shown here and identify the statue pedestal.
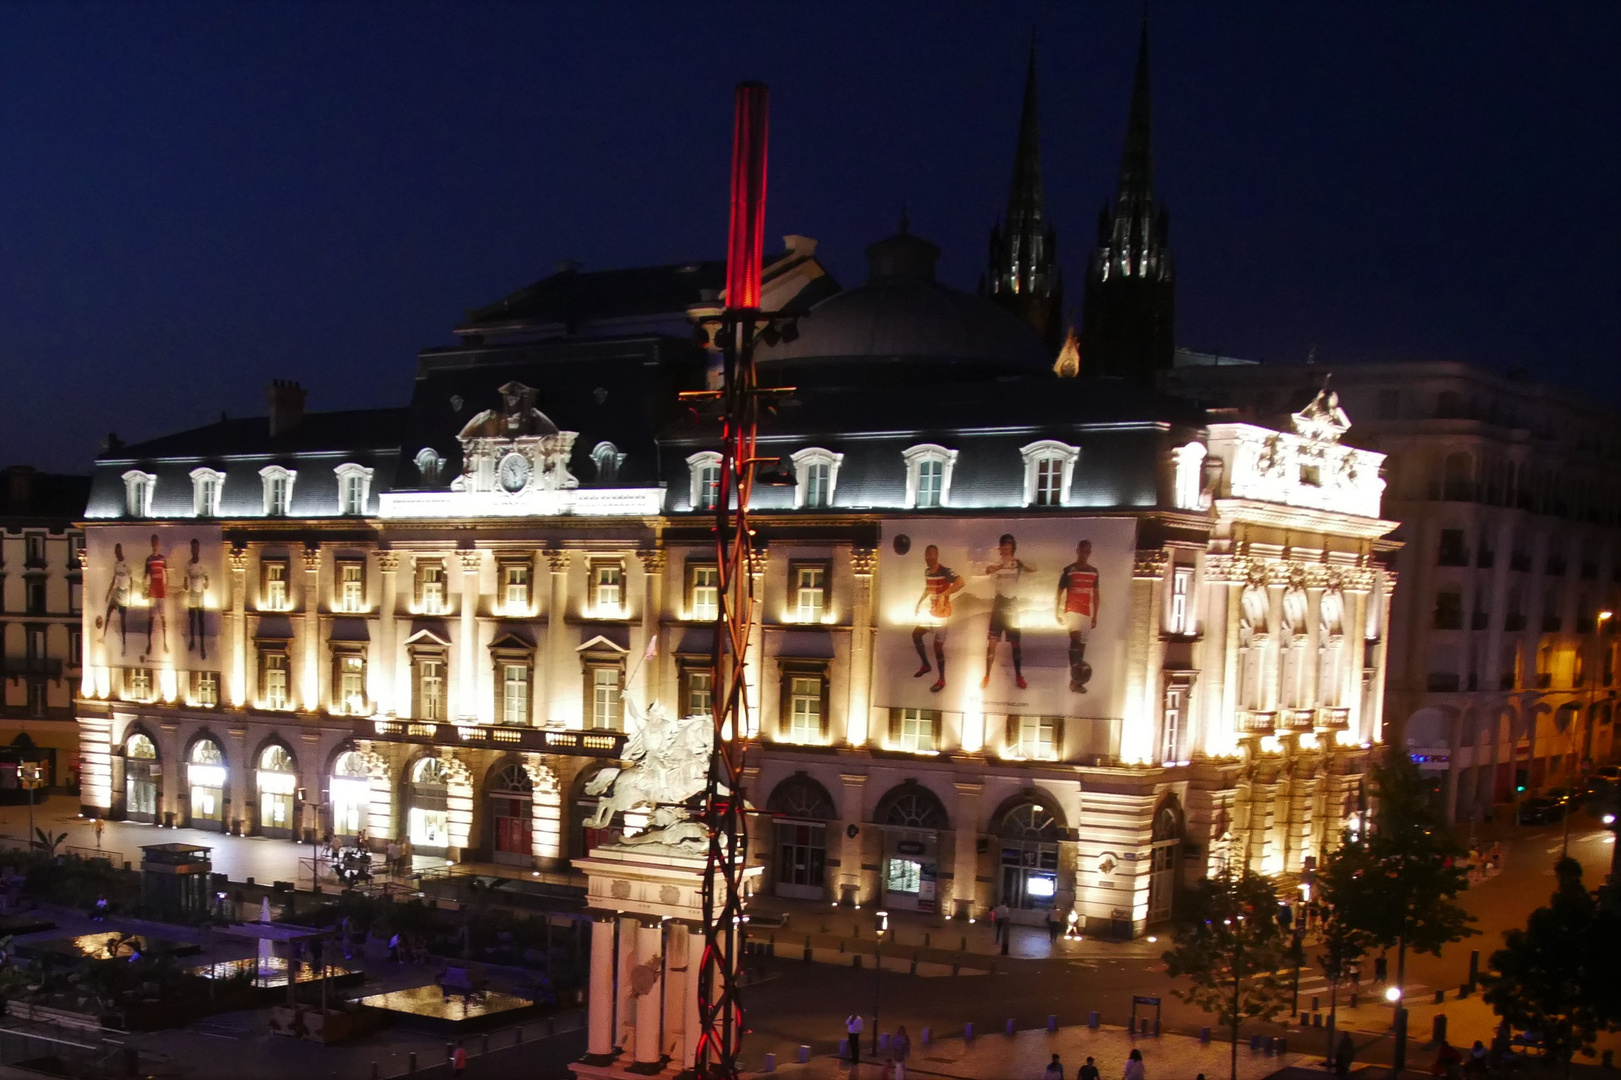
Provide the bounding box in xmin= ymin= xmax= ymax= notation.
xmin=571 ymin=844 xmax=761 ymax=1080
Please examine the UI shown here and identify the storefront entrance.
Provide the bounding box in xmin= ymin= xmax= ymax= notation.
xmin=876 ymin=783 xmax=949 ymax=914
xmin=187 ymin=738 xmax=227 ymax=831
xmin=998 ymin=802 xmax=1061 ymax=911
xmin=256 ymin=744 xmax=297 ymax=839
xmin=330 ymin=750 xmax=370 ymax=841
xmin=408 ymin=757 xmax=450 ymax=854
xmin=123 ymin=733 xmax=160 ymax=823
xmin=767 ymin=773 xmax=836 ymax=901
xmin=487 ymin=763 xmax=533 ymax=866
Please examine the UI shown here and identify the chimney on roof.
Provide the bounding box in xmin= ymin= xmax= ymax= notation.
xmin=267 ymin=380 xmax=307 ymax=437
xmin=4 ymin=465 xmax=35 ymax=509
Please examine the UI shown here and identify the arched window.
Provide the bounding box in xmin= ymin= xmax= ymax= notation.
xmin=488 ymin=762 xmax=533 ymax=864
xmin=766 ymin=774 xmax=835 ymax=820
xmin=187 ymin=738 xmax=227 ymax=829
xmin=126 ymin=733 xmax=157 ymax=759
xmin=591 ymin=442 xmax=625 ymax=485
xmin=1172 ymin=442 xmax=1206 ymax=510
xmin=1148 ymin=797 xmax=1183 ymax=923
xmin=686 ymin=452 xmax=722 ymax=510
xmin=1019 ymin=440 xmax=1080 ymax=507
xmin=767 ymin=774 xmax=835 ymax=900
xmin=879 ymin=784 xmax=947 ymax=830
xmin=260 ymin=745 xmax=294 ymax=773
xmin=122 ymin=470 xmax=156 ymax=518
xmin=997 ymin=799 xmax=1062 ymax=909
xmin=790 ymin=448 xmax=843 ymax=509
xmin=901 ymin=444 xmax=958 ymax=509
xmin=409 ymin=757 xmax=450 ymax=850
xmin=415 ymin=447 xmax=443 ymax=486
xmin=123 ymin=732 xmax=160 ymax=822
xmin=257 ymin=744 xmax=297 ymax=835
xmin=330 ymin=749 xmax=370 ymax=838
xmin=490 ymin=762 xmax=532 ymax=794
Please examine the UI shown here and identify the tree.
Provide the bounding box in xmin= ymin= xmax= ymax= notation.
xmin=1322 ymin=750 xmax=1477 ymax=994
xmin=30 ymin=828 xmax=67 ymax=858
xmin=1163 ymin=870 xmax=1294 ymax=1080
xmin=1483 ymin=857 xmax=1621 ymax=1078
xmin=1312 ymin=900 xmax=1372 ymax=1060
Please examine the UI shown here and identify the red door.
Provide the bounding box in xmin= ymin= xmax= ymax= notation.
xmin=492 ymin=796 xmax=530 ymax=859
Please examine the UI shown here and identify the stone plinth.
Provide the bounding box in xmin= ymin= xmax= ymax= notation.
xmin=571 ymin=844 xmax=762 ymax=1080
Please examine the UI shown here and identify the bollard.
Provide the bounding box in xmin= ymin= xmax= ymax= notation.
xmin=922 ymin=1027 xmax=932 ymax=1046
xmin=481 ymin=1035 xmax=489 ymax=1055
xmin=1249 ymin=1034 xmax=1262 ymax=1052
xmin=446 ymin=1042 xmax=454 ymax=1062
xmin=1459 ymin=982 xmax=1471 ymax=999
xmin=762 ymin=1052 xmax=776 ymax=1073
xmin=839 ymin=1038 xmax=849 ymax=1058
xmin=1312 ymin=995 xmax=1320 ymax=1014
xmin=1264 ymin=1037 xmax=1276 ymax=1057
xmin=1275 ymin=1037 xmax=1288 ymax=1056
xmin=925 ymin=933 xmax=931 ymax=947
xmin=879 ymin=1034 xmax=890 ymax=1053
xmin=1298 ymin=1012 xmax=1308 ymax=1027
xmin=1200 ymin=1027 xmax=1211 ymax=1043
xmin=1089 ymin=1011 xmax=1100 ymax=1030
xmin=965 ymin=1022 xmax=975 ymax=1042
xmin=1433 ymin=1014 xmax=1447 ymax=1046
xmin=1007 ymin=1019 xmax=1016 ymax=1037
xmin=1350 ymin=990 xmax=1359 ymax=1009
xmin=371 ymin=1064 xmax=379 ymax=1080
xmin=1434 ymin=989 xmax=1446 ymax=1006
xmin=515 ymin=1026 xmax=523 ymax=1045
xmin=1048 ymin=1014 xmax=1058 ymax=1033
xmin=1468 ymin=949 xmax=1480 ymax=992
xmin=1153 ymin=1019 xmax=1161 ymax=1037
xmin=1602 ymin=1050 xmax=1613 ymax=1069
xmin=798 ymin=1045 xmax=811 ymax=1064
xmin=961 ymin=936 xmax=968 ymax=951
xmin=1313 ymin=1013 xmax=1323 ymax=1028
xmin=407 ymin=1052 xmax=417 ymax=1074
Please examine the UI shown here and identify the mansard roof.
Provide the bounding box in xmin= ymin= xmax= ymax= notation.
xmin=459 ymin=260 xmax=729 ymax=337
xmin=108 ymin=408 xmax=407 ymax=460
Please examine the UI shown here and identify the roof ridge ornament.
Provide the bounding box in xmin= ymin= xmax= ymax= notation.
xmin=1291 ymin=387 xmax=1351 ymax=444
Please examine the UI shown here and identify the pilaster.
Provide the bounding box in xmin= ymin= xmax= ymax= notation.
xmin=847 ymin=546 xmax=876 ymax=746
xmin=951 ymin=781 xmax=983 ymax=917
xmin=301 ymin=545 xmax=321 ymax=712
xmin=457 ymin=549 xmax=481 ymax=721
xmin=376 ymin=550 xmax=400 ymax=714
xmin=546 ymin=550 xmax=574 ymax=727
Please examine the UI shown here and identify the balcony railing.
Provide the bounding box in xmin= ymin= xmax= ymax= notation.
xmin=1315 ymin=707 xmax=1350 ymax=731
xmin=1282 ymin=708 xmax=1316 ymax=732
xmin=357 ymin=717 xmax=627 ymax=758
xmin=1237 ymin=710 xmax=1276 ymax=735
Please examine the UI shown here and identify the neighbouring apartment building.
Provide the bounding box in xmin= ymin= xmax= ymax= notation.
xmin=1168 ymin=355 xmax=1621 ymax=823
xmin=0 ymin=465 xmax=88 ymax=798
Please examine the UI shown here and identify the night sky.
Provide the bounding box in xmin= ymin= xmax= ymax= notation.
xmin=2 ymin=3 xmax=1616 ymax=472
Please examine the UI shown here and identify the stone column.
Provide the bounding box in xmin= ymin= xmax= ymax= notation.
xmin=616 ymin=916 xmax=638 ymax=1052
xmin=838 ymin=772 xmax=868 ymax=905
xmin=683 ymin=925 xmax=703 ymax=1071
xmin=227 ymin=725 xmax=248 ymax=834
xmin=952 ymin=781 xmax=983 ymax=918
xmin=587 ymin=914 xmax=616 ymax=1057
xmin=1128 ymin=551 xmax=1169 ymax=764
xmin=636 ymin=549 xmax=667 ymax=707
xmin=633 ymin=920 xmax=663 ymax=1066
xmin=229 ymin=545 xmax=248 ymax=707
xmin=663 ymin=922 xmax=694 ymax=1068
xmin=847 ymin=546 xmax=877 ymax=747
xmin=301 ymin=545 xmax=322 ymax=712
xmin=376 ymin=551 xmax=400 ymax=714
xmin=457 ymin=550 xmax=481 ymax=721
xmin=545 ymin=550 xmax=573 ymax=727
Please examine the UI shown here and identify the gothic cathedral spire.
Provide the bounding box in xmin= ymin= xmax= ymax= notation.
xmin=1079 ymin=12 xmax=1175 ymax=382
xmin=983 ymin=38 xmax=1063 ymax=355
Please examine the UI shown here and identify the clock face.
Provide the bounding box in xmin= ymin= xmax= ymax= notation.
xmin=498 ymin=452 xmax=531 ymax=493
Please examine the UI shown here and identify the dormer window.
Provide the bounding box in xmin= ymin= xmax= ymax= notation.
xmin=687 ymin=452 xmax=722 ymax=510
xmin=190 ymin=468 xmax=223 ymax=518
xmin=902 ymin=444 xmax=958 ymax=509
xmin=591 ymin=442 xmax=625 ymax=485
xmin=415 ymin=447 xmax=443 ymax=486
xmin=1019 ymin=441 xmax=1080 ymax=507
xmin=259 ymin=465 xmax=296 ymax=517
xmin=335 ymin=463 xmax=375 ymax=515
xmin=122 ymin=471 xmax=155 ymax=518
xmin=791 ymin=448 xmax=843 ymax=510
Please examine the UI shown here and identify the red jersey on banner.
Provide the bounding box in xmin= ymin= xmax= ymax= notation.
xmin=145 ymin=553 xmax=168 ymax=599
xmin=1059 ymin=564 xmax=1097 ymax=616
xmin=923 ymin=564 xmax=961 ymax=619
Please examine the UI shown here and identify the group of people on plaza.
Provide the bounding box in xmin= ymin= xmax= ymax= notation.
xmin=842 ymin=1013 xmax=1148 ymax=1080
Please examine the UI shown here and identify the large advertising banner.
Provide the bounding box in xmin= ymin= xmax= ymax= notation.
xmin=875 ymin=516 xmax=1136 ymax=723
xmin=84 ymin=526 xmax=224 ymax=670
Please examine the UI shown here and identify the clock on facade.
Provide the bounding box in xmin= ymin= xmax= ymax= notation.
xmin=498 ymin=451 xmax=531 ymax=493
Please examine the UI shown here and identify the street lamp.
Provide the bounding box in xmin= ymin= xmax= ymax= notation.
xmin=1565 ymin=610 xmax=1613 ymax=858
xmin=21 ymin=762 xmax=45 ymax=845
xmin=872 ymin=909 xmax=888 ymax=1053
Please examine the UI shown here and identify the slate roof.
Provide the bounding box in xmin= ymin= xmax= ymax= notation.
xmin=109 ymin=408 xmax=408 ymax=460
xmin=0 ymin=470 xmax=91 ymax=520
xmin=459 ymin=261 xmax=728 ymax=335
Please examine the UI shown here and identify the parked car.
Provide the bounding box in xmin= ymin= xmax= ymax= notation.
xmin=1591 ymin=764 xmax=1621 ymax=787
xmin=1518 ymin=791 xmax=1572 ymax=825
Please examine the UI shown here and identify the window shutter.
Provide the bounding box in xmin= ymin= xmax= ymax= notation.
xmin=523 ymin=664 xmax=534 ymax=725
xmin=887 ymin=707 xmax=901 ymax=742
xmin=490 ymin=657 xmax=503 ymax=724
xmin=777 ymin=670 xmax=792 ymax=740
xmin=331 ymin=653 xmax=342 ymax=711
xmin=1005 ymin=715 xmax=1019 ymax=753
xmin=819 ymin=674 xmax=831 ymax=739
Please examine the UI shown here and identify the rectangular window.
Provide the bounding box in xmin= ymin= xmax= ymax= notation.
xmin=886 ymin=859 xmax=922 ymax=894
xmin=128 ymin=668 xmax=153 ymax=701
xmin=339 ymin=562 xmax=364 ymax=612
xmin=804 ymin=462 xmax=831 ymax=508
xmin=26 ymin=627 xmax=46 ymax=661
xmin=688 ymin=564 xmax=719 ymax=621
xmin=685 ymin=669 xmax=713 ymax=718
xmin=263 ymin=560 xmax=289 ymax=610
xmin=788 ymin=676 xmax=823 ymax=742
xmin=1162 ymin=684 xmax=1186 ymax=763
xmin=338 ymin=655 xmax=366 ymax=714
xmin=69 ymin=578 xmax=82 ymax=613
xmin=417 ymin=657 xmax=444 ymax=721
xmin=592 ymin=562 xmax=623 ymax=616
xmin=503 ymin=563 xmax=531 ymax=611
xmin=68 ymin=629 xmax=82 ymax=668
xmin=590 ymin=666 xmax=621 ymax=730
xmin=127 ymin=476 xmax=151 ymax=518
xmin=342 ymin=474 xmax=366 ymax=515
xmin=25 ymin=578 xmax=45 ymax=615
xmin=263 ymin=653 xmax=289 ymax=709
xmin=1034 ymin=457 xmax=1063 ymax=506
xmin=267 ymin=475 xmax=290 ymax=516
xmin=793 ymin=563 xmax=827 ymax=622
xmin=697 ymin=464 xmax=721 ymax=510
xmin=193 ymin=670 xmax=219 ymax=706
xmin=916 ymin=459 xmax=944 ymax=508
xmin=503 ymin=664 xmax=529 ymax=725
xmin=195 ymin=475 xmax=220 ymax=517
xmin=27 ymin=680 xmax=46 ymax=718
xmin=24 ymin=534 xmax=45 ymax=566
xmin=1017 ymin=716 xmax=1059 ymax=761
xmin=418 ymin=561 xmax=445 ymax=614
xmin=896 ymin=707 xmax=936 ymax=753
xmin=1168 ymin=565 xmax=1194 ymax=634
xmin=68 ymin=535 xmax=84 ymax=568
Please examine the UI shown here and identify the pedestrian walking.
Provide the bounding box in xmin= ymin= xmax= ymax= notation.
xmin=892 ymin=1025 xmax=911 ymax=1067
xmin=93 ymin=817 xmax=104 ymax=850
xmin=1047 ymin=906 xmax=1063 ymax=944
xmin=1043 ymin=1052 xmax=1065 ymax=1079
xmin=1334 ymin=1031 xmax=1355 ymax=1080
xmin=1374 ymin=952 xmax=1388 ymax=984
xmin=845 ymin=1013 xmax=864 ymax=1063
xmin=994 ymin=901 xmax=1011 ymax=945
xmin=1122 ymin=1048 xmax=1145 ymax=1080
xmin=388 ymin=933 xmax=401 ymax=964
xmin=452 ymin=1042 xmax=467 ymax=1079
xmin=1431 ymin=1039 xmax=1461 ymax=1080
xmin=1078 ymin=1056 xmax=1100 ymax=1080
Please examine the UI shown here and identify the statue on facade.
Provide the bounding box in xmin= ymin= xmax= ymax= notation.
xmin=583 ymin=701 xmax=715 ymax=853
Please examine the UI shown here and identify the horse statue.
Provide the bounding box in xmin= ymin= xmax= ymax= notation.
xmin=582 ymin=701 xmax=714 ymax=837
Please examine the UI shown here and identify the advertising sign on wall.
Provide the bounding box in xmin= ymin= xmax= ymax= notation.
xmin=84 ymin=526 xmax=223 ymax=670
xmin=874 ymin=516 xmax=1136 ymax=725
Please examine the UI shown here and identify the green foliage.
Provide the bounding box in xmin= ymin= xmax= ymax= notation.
xmin=1483 ymin=858 xmax=1621 ymax=1073
xmin=30 ymin=829 xmax=67 ymax=857
xmin=1163 ymin=870 xmax=1295 ymax=1080
xmin=1321 ymin=751 xmax=1476 ymax=969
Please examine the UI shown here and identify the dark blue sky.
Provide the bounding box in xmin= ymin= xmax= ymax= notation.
xmin=2 ymin=3 xmax=1616 ymax=471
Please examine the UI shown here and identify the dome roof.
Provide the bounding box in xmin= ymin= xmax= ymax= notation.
xmin=757 ymin=227 xmax=1050 ymax=371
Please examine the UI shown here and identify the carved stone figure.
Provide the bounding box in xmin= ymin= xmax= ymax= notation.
xmin=583 ymin=701 xmax=715 ymax=853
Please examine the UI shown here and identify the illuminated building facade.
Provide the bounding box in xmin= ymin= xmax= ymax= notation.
xmin=0 ymin=466 xmax=88 ymax=793
xmin=73 ymin=224 xmax=1394 ymax=934
xmin=1170 ymin=356 xmax=1621 ymax=824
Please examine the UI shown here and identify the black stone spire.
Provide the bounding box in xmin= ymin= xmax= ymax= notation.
xmin=983 ymin=39 xmax=1063 ymax=354
xmin=1079 ymin=13 xmax=1175 ymax=382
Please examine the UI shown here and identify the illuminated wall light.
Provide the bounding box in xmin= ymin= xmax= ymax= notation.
xmin=159 ymin=668 xmax=178 ymax=703
xmin=1259 ymin=735 xmax=1283 ymax=754
xmin=961 ymin=698 xmax=985 ymax=754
